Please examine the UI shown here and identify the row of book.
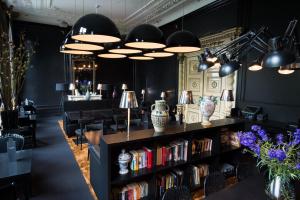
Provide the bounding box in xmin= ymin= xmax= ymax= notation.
xmin=191 ymin=164 xmax=209 ymax=186
xmin=192 ymin=138 xmax=213 ymax=155
xmin=156 ymin=140 xmax=188 ymax=166
xmin=130 ymin=147 xmax=153 ymax=171
xmin=220 ymin=132 xmax=240 ymax=147
xmin=157 ymin=169 xmax=184 ymax=197
xmin=118 ymin=181 xmax=149 ymax=200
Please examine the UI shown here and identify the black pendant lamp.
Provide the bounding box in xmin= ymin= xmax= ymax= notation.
xmin=125 ymin=24 xmax=165 ymax=49
xmin=198 ymin=53 xmax=214 ymax=71
xmin=219 ymin=54 xmax=240 ymax=77
xmin=71 ymin=14 xmax=121 ymax=43
xmin=262 ymin=37 xmax=295 ymax=68
xmin=144 ymin=50 xmax=174 ymax=58
xmin=164 ymin=30 xmax=201 ymax=53
xmin=108 ymin=41 xmax=142 ymax=54
xmin=63 ymin=32 xmax=103 ymax=51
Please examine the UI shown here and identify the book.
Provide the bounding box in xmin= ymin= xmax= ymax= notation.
xmin=156 ymin=146 xmax=162 ymax=166
xmin=143 ymin=147 xmax=153 ymax=169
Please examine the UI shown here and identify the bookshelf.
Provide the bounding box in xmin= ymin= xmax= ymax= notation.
xmin=90 ymin=118 xmax=245 ymax=200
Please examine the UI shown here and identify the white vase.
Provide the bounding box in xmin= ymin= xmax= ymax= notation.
xmin=151 ymin=100 xmax=169 ymax=132
xmin=199 ymin=96 xmax=216 ymax=126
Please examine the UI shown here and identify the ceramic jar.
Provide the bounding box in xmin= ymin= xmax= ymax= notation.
xmin=118 ymin=149 xmax=131 ymax=175
xmin=199 ymin=96 xmax=217 ymax=126
xmin=151 ymin=100 xmax=169 ymax=132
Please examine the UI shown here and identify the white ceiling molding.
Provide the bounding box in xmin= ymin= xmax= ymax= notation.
xmin=5 ymin=0 xmax=216 ymax=32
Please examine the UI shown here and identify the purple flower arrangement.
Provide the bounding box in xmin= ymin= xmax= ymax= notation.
xmin=238 ymin=125 xmax=300 ymax=198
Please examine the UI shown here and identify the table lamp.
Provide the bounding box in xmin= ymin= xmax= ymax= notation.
xmin=141 ymin=89 xmax=145 ymax=101
xmin=69 ymin=83 xmax=75 ymax=95
xmin=220 ymin=89 xmax=234 ymax=117
xmin=179 ymin=90 xmax=194 ymax=126
xmin=122 ymin=84 xmax=128 ymax=92
xmin=119 ymin=91 xmax=138 ymax=138
xmin=160 ymin=91 xmax=166 ymax=100
xmin=97 ymin=83 xmax=102 ymax=99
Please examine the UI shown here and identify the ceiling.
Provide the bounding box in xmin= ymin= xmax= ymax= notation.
xmin=5 ymin=0 xmax=216 ymax=33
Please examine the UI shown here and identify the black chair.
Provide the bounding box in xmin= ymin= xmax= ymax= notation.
xmin=110 ymin=114 xmax=126 ymax=132
xmin=0 ymin=134 xmax=25 ymax=153
xmin=75 ymin=118 xmax=94 ymax=150
xmin=162 ymin=186 xmax=192 ymax=200
xmin=204 ymin=171 xmax=225 ymax=197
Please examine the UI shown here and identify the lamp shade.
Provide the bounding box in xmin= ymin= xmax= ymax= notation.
xmin=144 ymin=51 xmax=174 ymax=58
xmin=69 ymin=83 xmax=75 ymax=90
xmin=141 ymin=89 xmax=145 ymax=95
xmin=219 ymin=54 xmax=240 ymax=77
xmin=164 ymin=30 xmax=201 ymax=53
xmin=278 ymin=66 xmax=295 ymax=75
xmin=179 ymin=90 xmax=194 ymax=104
xmin=71 ymin=14 xmax=121 ymax=43
xmin=160 ymin=91 xmax=166 ymax=98
xmin=97 ymin=83 xmax=102 ymax=90
xmin=262 ymin=37 xmax=296 ymax=68
xmin=248 ymin=60 xmax=263 ymax=71
xmin=63 ymin=31 xmax=103 ymax=51
xmin=122 ymin=84 xmax=128 ymax=90
xmin=119 ymin=91 xmax=138 ymax=108
xmin=125 ymin=24 xmax=165 ymax=49
xmin=59 ymin=45 xmax=93 ymax=55
xmin=220 ymin=89 xmax=234 ymax=101
xmin=198 ymin=53 xmax=214 ymax=71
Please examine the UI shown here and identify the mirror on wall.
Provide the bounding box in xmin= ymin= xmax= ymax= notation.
xmin=72 ymin=58 xmax=99 ymax=95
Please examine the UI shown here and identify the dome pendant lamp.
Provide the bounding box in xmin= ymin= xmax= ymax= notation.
xmin=125 ymin=24 xmax=165 ymax=49
xmin=144 ymin=50 xmax=174 ymax=58
xmin=71 ymin=14 xmax=121 ymax=43
xmin=59 ymin=45 xmax=93 ymax=55
xmin=262 ymin=37 xmax=296 ymax=68
xmin=63 ymin=32 xmax=103 ymax=51
xmin=164 ymin=30 xmax=201 ymax=53
xmin=108 ymin=41 xmax=142 ymax=54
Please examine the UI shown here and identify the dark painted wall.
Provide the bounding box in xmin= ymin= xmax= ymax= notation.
xmin=12 ymin=21 xmax=67 ymax=114
xmin=236 ymin=0 xmax=300 ymax=123
xmin=135 ymin=57 xmax=178 ymax=107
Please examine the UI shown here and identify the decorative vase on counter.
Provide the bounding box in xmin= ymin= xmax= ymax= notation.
xmin=151 ymin=100 xmax=169 ymax=132
xmin=118 ymin=149 xmax=131 ymax=175
xmin=199 ymin=96 xmax=217 ymax=126
xmin=265 ymin=176 xmax=295 ymax=200
xmin=85 ymin=90 xmax=90 ymax=100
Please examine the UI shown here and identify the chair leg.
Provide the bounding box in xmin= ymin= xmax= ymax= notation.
xmin=76 ymin=135 xmax=79 ymax=145
xmin=87 ymin=148 xmax=90 ymax=160
xmin=80 ymin=135 xmax=83 ymax=150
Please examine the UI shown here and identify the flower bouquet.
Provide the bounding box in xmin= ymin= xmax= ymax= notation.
xmin=238 ymin=125 xmax=300 ymax=200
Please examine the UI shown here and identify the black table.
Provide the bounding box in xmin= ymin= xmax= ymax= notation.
xmin=206 ymin=176 xmax=268 ymax=200
xmin=0 ymin=149 xmax=32 ymax=199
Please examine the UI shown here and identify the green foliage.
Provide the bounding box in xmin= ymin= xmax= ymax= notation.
xmin=0 ymin=32 xmax=34 ymax=110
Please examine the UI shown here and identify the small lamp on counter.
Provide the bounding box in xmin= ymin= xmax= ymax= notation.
xmin=220 ymin=89 xmax=234 ymax=117
xmin=119 ymin=91 xmax=138 ymax=138
xmin=179 ymin=90 xmax=194 ymax=127
xmin=69 ymin=83 xmax=75 ymax=95
xmin=141 ymin=89 xmax=145 ymax=102
xmin=122 ymin=84 xmax=128 ymax=92
xmin=160 ymin=91 xmax=166 ymax=100
xmin=97 ymin=83 xmax=102 ymax=99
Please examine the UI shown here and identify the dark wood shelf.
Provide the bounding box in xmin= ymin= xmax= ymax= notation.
xmin=90 ymin=118 xmax=246 ymax=200
xmin=156 ymin=160 xmax=188 ymax=173
xmin=221 ymin=145 xmax=241 ymax=154
xmin=111 ymin=167 xmax=154 ymax=186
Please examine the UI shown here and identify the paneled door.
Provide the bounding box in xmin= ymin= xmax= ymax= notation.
xmin=178 ymin=27 xmax=242 ymax=123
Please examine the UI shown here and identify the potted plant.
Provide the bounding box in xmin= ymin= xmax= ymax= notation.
xmin=238 ymin=125 xmax=300 ymax=199
xmin=0 ymin=31 xmax=34 ymax=130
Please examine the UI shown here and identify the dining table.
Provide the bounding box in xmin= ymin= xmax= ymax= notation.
xmin=0 ymin=149 xmax=32 ymax=199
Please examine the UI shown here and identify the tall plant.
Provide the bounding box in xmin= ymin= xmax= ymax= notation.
xmin=0 ymin=31 xmax=34 ymax=110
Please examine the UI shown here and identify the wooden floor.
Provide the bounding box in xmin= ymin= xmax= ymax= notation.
xmin=58 ymin=120 xmax=98 ymax=200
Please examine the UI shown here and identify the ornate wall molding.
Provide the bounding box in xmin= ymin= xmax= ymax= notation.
xmin=178 ymin=27 xmax=242 ymax=123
